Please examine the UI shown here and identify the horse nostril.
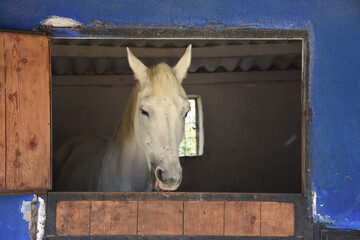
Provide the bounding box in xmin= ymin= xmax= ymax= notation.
xmin=155 ymin=168 xmax=163 ymax=182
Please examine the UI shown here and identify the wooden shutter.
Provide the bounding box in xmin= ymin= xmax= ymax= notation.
xmin=0 ymin=31 xmax=51 ymax=193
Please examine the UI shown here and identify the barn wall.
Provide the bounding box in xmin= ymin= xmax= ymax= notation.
xmin=0 ymin=0 xmax=359 ymax=233
xmin=181 ymin=79 xmax=301 ymax=193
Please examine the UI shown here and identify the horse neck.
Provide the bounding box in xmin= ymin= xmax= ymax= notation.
xmin=108 ymin=81 xmax=145 ymax=163
xmin=102 ymin=84 xmax=151 ymax=191
xmin=102 ymin=133 xmax=150 ymax=191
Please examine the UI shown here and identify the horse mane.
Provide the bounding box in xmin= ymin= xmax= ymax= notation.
xmin=110 ymin=63 xmax=186 ymax=150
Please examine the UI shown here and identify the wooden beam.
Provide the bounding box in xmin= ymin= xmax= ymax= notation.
xmin=53 ymin=70 xmax=301 ymax=86
xmin=51 ymin=42 xmax=302 ymax=58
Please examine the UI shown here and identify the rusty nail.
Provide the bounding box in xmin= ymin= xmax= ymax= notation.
xmin=15 ymin=37 xmax=20 ymax=41
xmin=22 ymin=58 xmax=27 ymax=64
xmin=15 ymin=67 xmax=20 ymax=72
xmin=16 ymin=151 xmax=21 ymax=156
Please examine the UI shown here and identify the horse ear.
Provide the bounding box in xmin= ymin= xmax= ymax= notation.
xmin=127 ymin=47 xmax=149 ymax=85
xmin=173 ymin=45 xmax=192 ymax=84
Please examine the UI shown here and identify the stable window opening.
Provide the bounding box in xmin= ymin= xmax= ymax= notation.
xmin=52 ymin=38 xmax=303 ymax=194
xmin=180 ymin=96 xmax=204 ymax=157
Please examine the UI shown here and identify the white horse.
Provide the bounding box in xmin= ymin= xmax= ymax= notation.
xmin=54 ymin=45 xmax=192 ymax=192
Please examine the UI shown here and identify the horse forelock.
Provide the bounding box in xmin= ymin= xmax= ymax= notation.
xmin=111 ymin=62 xmax=186 ymax=149
xmin=148 ymin=63 xmax=187 ymax=97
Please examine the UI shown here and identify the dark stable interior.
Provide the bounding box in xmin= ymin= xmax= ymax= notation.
xmin=52 ymin=39 xmax=302 ymax=193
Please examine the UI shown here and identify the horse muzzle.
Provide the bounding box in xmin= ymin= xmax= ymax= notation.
xmin=154 ymin=167 xmax=182 ymax=191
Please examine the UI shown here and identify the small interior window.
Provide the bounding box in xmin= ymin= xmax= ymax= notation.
xmin=180 ymin=96 xmax=204 ymax=157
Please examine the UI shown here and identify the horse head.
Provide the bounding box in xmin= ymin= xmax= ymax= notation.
xmin=127 ymin=45 xmax=192 ymax=191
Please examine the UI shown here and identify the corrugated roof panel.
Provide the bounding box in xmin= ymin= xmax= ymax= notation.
xmin=51 ymin=39 xmax=302 ymax=75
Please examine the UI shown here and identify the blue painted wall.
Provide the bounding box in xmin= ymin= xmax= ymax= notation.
xmin=0 ymin=0 xmax=359 ymax=233
xmin=0 ymin=195 xmax=33 ymax=240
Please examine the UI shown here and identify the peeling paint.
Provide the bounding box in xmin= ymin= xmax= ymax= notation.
xmin=20 ymin=198 xmax=33 ymax=222
xmin=36 ymin=197 xmax=46 ymax=240
xmin=312 ymin=191 xmax=335 ymax=224
xmin=85 ymin=20 xmax=115 ymax=27
xmin=312 ymin=191 xmax=317 ymax=216
xmin=20 ymin=195 xmax=39 ymax=240
xmin=41 ymin=16 xmax=82 ymax=28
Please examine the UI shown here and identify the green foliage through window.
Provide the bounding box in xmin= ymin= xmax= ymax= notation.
xmin=179 ymin=98 xmax=198 ymax=156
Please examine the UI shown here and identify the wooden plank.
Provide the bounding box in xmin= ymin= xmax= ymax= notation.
xmin=4 ymin=33 xmax=50 ymax=191
xmin=53 ymin=70 xmax=301 ymax=86
xmin=90 ymin=201 xmax=137 ymax=235
xmin=52 ymin=42 xmax=302 ymax=58
xmin=224 ymin=201 xmax=261 ymax=236
xmin=138 ymin=201 xmax=183 ymax=235
xmin=0 ymin=33 xmax=5 ymax=190
xmin=261 ymin=202 xmax=295 ymax=237
xmin=56 ymin=201 xmax=91 ymax=236
xmin=184 ymin=201 xmax=224 ymax=235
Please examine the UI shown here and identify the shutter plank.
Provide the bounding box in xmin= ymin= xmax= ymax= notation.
xmin=138 ymin=201 xmax=183 ymax=235
xmin=0 ymin=33 xmax=5 ymax=190
xmin=184 ymin=201 xmax=224 ymax=235
xmin=4 ymin=33 xmax=50 ymax=191
xmin=261 ymin=202 xmax=295 ymax=236
xmin=56 ymin=201 xmax=90 ymax=236
xmin=225 ymin=201 xmax=261 ymax=236
xmin=90 ymin=201 xmax=138 ymax=235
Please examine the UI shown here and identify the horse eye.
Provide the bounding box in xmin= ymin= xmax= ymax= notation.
xmin=141 ymin=109 xmax=150 ymax=118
